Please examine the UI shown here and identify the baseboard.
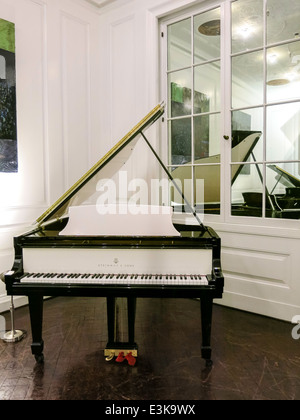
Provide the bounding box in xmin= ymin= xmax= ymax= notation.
xmin=220 ymin=291 xmax=299 ymax=323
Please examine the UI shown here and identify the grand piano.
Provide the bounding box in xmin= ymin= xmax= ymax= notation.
xmin=4 ymin=103 xmax=224 ymax=366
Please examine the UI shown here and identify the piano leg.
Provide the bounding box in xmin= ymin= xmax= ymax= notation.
xmin=106 ymin=296 xmax=116 ymax=345
xmin=127 ymin=296 xmax=136 ymax=346
xmin=28 ymin=295 xmax=44 ymax=363
xmin=200 ymin=297 xmax=213 ymax=367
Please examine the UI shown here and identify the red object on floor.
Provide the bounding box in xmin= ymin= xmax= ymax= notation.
xmin=125 ymin=352 xmax=136 ymax=366
xmin=116 ymin=352 xmax=125 ymax=362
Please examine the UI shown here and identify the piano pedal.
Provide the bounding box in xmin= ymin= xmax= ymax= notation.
xmin=116 ymin=352 xmax=125 ymax=362
xmin=114 ymin=351 xmax=136 ymax=366
xmin=105 ymin=351 xmax=115 ymax=362
xmin=125 ymin=352 xmax=136 ymax=366
xmin=104 ymin=348 xmax=138 ymax=365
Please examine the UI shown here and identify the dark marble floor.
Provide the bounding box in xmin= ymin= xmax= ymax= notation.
xmin=0 ymin=297 xmax=299 ymax=400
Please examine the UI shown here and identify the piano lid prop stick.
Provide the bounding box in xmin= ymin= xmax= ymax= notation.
xmin=140 ymin=131 xmax=209 ymax=233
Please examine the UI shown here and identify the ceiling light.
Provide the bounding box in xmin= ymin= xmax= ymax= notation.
xmin=198 ymin=20 xmax=220 ymax=36
xmin=237 ymin=23 xmax=255 ymax=39
xmin=268 ymin=53 xmax=278 ymax=64
xmin=267 ymin=78 xmax=290 ymax=86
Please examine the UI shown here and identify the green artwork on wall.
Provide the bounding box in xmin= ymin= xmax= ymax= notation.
xmin=0 ymin=19 xmax=15 ymax=53
xmin=0 ymin=18 xmax=17 ymax=173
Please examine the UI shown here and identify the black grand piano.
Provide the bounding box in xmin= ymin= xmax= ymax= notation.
xmin=4 ymin=104 xmax=224 ymax=366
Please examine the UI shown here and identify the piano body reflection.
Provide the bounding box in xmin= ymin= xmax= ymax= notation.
xmin=232 ymin=165 xmax=300 ymax=218
xmin=4 ymin=103 xmax=224 ymax=366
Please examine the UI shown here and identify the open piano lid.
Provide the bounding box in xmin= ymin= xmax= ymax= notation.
xmin=268 ymin=164 xmax=300 ymax=188
xmin=36 ymin=103 xmax=165 ymax=227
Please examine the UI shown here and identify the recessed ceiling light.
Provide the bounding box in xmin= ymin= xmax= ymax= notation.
xmin=268 ymin=53 xmax=278 ymax=64
xmin=267 ymin=78 xmax=290 ymax=86
xmin=198 ymin=20 xmax=220 ymax=36
xmin=238 ymin=23 xmax=255 ymax=39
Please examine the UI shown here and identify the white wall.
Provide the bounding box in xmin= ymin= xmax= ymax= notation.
xmin=0 ymin=0 xmax=101 ymax=311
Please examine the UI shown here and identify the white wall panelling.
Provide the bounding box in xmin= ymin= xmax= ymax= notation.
xmin=219 ymin=230 xmax=300 ymax=321
xmin=61 ymin=12 xmax=91 ymax=187
xmin=0 ymin=0 xmax=101 ymax=312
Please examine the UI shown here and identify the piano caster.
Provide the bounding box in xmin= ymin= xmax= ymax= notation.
xmin=34 ymin=353 xmax=44 ymax=364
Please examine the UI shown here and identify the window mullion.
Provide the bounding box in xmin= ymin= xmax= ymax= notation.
xmin=191 ymin=16 xmax=195 ymax=211
xmin=223 ymin=0 xmax=232 ymax=223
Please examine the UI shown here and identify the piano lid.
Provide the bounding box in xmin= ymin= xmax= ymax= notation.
xmin=36 ymin=103 xmax=165 ymax=226
xmin=268 ymin=164 xmax=300 ymax=188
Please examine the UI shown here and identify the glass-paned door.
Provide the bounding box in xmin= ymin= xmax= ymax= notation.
xmin=162 ymin=0 xmax=300 ymax=222
xmin=165 ymin=7 xmax=222 ymax=216
xmin=231 ymin=0 xmax=300 ymax=220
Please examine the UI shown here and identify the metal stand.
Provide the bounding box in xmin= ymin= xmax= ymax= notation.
xmin=2 ymin=296 xmax=26 ymax=343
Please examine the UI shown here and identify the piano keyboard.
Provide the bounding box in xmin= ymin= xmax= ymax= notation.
xmin=20 ymin=272 xmax=209 ymax=286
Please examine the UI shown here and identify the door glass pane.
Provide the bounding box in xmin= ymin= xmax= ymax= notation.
xmin=194 ymin=113 xmax=220 ymax=160
xmin=194 ymin=61 xmax=221 ymax=112
xmin=168 ymin=18 xmax=191 ymax=71
xmin=266 ymin=102 xmax=300 ymax=161
xmin=232 ymin=50 xmax=264 ymax=108
xmin=169 ymin=119 xmax=192 ymax=166
xmin=267 ymin=0 xmax=300 ymax=44
xmin=168 ymin=69 xmax=192 ymax=118
xmin=170 ymin=165 xmax=193 ymax=213
xmin=232 ymin=108 xmax=264 ymax=162
xmin=195 ymin=165 xmax=220 ymax=214
xmin=232 ymin=0 xmax=264 ymax=54
xmin=267 ymin=41 xmax=300 ymax=103
xmin=194 ymin=8 xmax=221 ymax=64
xmin=231 ymin=163 xmax=264 ymax=217
xmin=267 ymin=162 xmax=300 ymax=219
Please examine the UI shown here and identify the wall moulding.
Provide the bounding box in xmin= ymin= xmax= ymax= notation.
xmin=222 ymin=247 xmax=291 ymax=285
xmin=0 ymin=205 xmax=46 ymax=228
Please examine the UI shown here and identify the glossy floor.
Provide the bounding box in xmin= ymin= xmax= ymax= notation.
xmin=0 ymin=297 xmax=299 ymax=400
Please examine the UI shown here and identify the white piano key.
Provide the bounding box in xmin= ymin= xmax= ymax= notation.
xmin=23 ymin=248 xmax=213 ymax=278
xmin=20 ymin=273 xmax=209 ymax=286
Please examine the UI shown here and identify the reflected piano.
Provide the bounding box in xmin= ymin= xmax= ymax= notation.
xmin=232 ymin=164 xmax=300 ymax=218
xmin=4 ymin=103 xmax=224 ymax=366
